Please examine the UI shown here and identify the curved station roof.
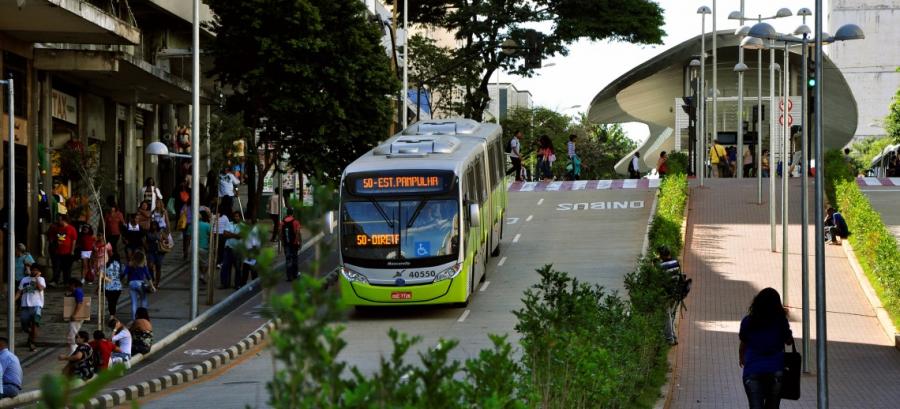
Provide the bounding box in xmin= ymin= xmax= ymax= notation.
xmin=588 ymin=30 xmax=858 ymax=174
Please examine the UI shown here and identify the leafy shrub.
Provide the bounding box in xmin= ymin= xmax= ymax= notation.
xmin=825 ymin=150 xmax=900 ymax=327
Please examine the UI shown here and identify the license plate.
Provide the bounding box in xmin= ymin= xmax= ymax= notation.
xmin=391 ymin=291 xmax=412 ymax=300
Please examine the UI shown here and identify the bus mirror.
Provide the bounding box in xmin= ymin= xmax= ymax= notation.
xmin=468 ymin=203 xmax=481 ymax=228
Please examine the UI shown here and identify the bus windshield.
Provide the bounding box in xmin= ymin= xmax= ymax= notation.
xmin=341 ymin=199 xmax=460 ymax=263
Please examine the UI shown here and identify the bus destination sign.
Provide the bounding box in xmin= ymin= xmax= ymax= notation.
xmin=353 ymin=174 xmax=448 ymax=195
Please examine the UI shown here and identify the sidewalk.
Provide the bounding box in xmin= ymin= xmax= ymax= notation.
xmin=0 ymin=220 xmax=310 ymax=393
xmin=670 ymin=178 xmax=900 ymax=408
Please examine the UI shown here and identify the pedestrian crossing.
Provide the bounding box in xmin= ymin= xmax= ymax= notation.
xmin=507 ymin=178 xmax=660 ymax=192
xmin=856 ymin=177 xmax=900 ymax=187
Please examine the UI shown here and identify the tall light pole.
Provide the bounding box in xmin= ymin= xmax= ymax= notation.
xmin=1 ymin=77 xmax=14 ymax=351
xmin=697 ymin=6 xmax=711 ymax=186
xmin=733 ymin=25 xmax=749 ymax=179
xmin=711 ymin=0 xmax=718 ymax=176
xmin=781 ymin=40 xmax=790 ymax=306
xmin=402 ymin=0 xmax=408 ymax=128
xmin=796 ymin=7 xmax=813 ymax=373
xmin=191 ymin=0 xmax=201 ymax=320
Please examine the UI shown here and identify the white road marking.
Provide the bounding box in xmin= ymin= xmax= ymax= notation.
xmin=457 ymin=309 xmax=471 ymax=322
xmin=498 ymin=256 xmax=507 ymax=266
xmin=521 ymin=182 xmax=537 ymax=192
xmin=889 ymin=178 xmax=900 ymax=186
xmin=168 ymin=364 xmax=184 ymax=372
xmin=526 ymin=214 xmax=533 ymax=222
xmin=480 ymin=281 xmax=491 ymax=292
xmin=596 ymin=180 xmax=612 ymax=189
xmin=506 ymin=217 xmax=519 ymax=225
xmin=648 ymin=178 xmax=661 ymax=188
xmin=513 ymin=234 xmax=521 ymax=243
xmin=572 ymin=180 xmax=588 ymax=190
xmin=861 ymin=189 xmax=900 ymax=192
xmin=184 ymin=348 xmax=225 ymax=357
xmin=537 ymin=198 xmax=544 ymax=205
xmin=546 ymin=181 xmax=563 ymax=191
xmin=863 ymin=177 xmax=882 ymax=186
xmin=622 ymin=179 xmax=638 ymax=189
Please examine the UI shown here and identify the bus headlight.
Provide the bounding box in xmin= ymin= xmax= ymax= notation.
xmin=433 ymin=263 xmax=463 ymax=283
xmin=341 ymin=266 xmax=369 ymax=284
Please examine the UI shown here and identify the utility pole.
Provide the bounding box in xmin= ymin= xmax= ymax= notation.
xmin=2 ymin=77 xmax=15 ymax=351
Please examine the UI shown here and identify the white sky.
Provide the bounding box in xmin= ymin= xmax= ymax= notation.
xmin=502 ymin=0 xmax=825 ymax=142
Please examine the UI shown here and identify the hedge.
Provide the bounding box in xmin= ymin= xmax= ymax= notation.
xmin=825 ymin=150 xmax=900 ymax=328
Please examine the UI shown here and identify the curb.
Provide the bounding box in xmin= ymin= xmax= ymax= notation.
xmin=83 ymin=320 xmax=276 ymax=408
xmin=840 ymin=241 xmax=898 ymax=350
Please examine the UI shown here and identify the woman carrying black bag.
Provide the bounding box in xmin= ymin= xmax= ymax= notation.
xmin=739 ymin=287 xmax=795 ymax=409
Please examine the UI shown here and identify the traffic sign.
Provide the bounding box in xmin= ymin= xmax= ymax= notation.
xmin=778 ymin=114 xmax=794 ymax=126
xmin=778 ymin=99 xmax=794 ymax=112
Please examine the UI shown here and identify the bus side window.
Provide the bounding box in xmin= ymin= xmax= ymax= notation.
xmin=493 ymin=138 xmax=504 ymax=186
xmin=475 ymin=154 xmax=486 ymax=203
xmin=487 ymin=143 xmax=497 ymax=188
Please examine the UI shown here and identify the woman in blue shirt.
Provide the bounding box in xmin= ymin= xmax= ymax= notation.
xmin=103 ymin=253 xmax=124 ymax=318
xmin=125 ymin=251 xmax=154 ymax=321
xmin=739 ymin=287 xmax=794 ymax=409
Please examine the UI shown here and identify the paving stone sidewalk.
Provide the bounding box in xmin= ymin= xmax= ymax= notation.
xmin=0 ymin=220 xmax=308 ymax=393
xmin=670 ymin=178 xmax=900 ymax=409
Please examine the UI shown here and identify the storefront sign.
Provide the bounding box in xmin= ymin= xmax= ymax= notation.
xmin=51 ymin=89 xmax=78 ymax=124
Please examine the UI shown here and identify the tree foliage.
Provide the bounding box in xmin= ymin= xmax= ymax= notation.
xmin=408 ymin=34 xmax=481 ymax=119
xmin=886 ymin=72 xmax=900 ymax=144
xmin=391 ymin=0 xmax=665 ymax=121
xmin=205 ymin=0 xmax=399 ymax=182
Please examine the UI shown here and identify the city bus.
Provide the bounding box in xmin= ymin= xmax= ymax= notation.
xmin=338 ymin=119 xmax=507 ymax=307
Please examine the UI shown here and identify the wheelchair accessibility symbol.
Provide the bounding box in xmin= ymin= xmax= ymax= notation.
xmin=415 ymin=242 xmax=431 ymax=257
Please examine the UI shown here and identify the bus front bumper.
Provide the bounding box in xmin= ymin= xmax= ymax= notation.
xmin=339 ymin=277 xmax=467 ymax=306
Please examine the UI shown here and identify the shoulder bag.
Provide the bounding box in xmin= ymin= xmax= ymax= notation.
xmin=780 ymin=342 xmax=801 ymax=400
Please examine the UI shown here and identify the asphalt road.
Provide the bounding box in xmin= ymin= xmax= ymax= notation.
xmin=136 ymin=187 xmax=656 ymax=408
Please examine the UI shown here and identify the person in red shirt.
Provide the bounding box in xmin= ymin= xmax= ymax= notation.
xmin=280 ymin=208 xmax=302 ymax=282
xmin=78 ymin=224 xmax=96 ymax=283
xmin=89 ymin=330 xmax=114 ymax=371
xmin=49 ymin=215 xmax=78 ymax=286
xmin=104 ymin=204 xmax=125 ymax=259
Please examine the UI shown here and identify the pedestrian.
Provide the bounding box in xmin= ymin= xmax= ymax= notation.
xmin=14 ymin=243 xmax=35 ymax=285
xmin=743 ymin=145 xmax=754 ymax=177
xmin=104 ymin=204 xmax=125 ymax=259
xmin=0 ymin=338 xmax=22 ymax=398
xmin=16 ymin=264 xmax=46 ymax=351
xmin=281 ymin=208 xmax=302 ymax=281
xmin=123 ymin=213 xmax=145 ymax=261
xmin=91 ymin=233 xmax=112 ymax=284
xmin=193 ymin=209 xmax=212 ymax=283
xmin=65 ymin=278 xmax=87 ymax=354
xmin=49 ymin=215 xmax=78 ymax=286
xmin=107 ymin=318 xmax=132 ymax=364
xmin=537 ymin=134 xmax=555 ymax=182
xmin=139 ymin=177 xmax=163 ymax=212
xmin=125 ymin=251 xmax=154 ymax=321
xmin=507 ymin=131 xmax=523 ymax=182
xmin=238 ymin=220 xmax=262 ymax=288
xmin=628 ymin=152 xmax=641 ymax=179
xmin=152 ymin=198 xmax=170 ymax=232
xmin=59 ymin=330 xmax=94 ymax=380
xmin=213 ymin=203 xmax=233 ymax=267
xmin=220 ymin=210 xmax=243 ymax=289
xmin=103 ymin=253 xmax=124 ymax=319
xmin=136 ymin=200 xmax=152 ymax=231
xmin=180 ymin=200 xmax=192 ymax=258
xmin=739 ymin=287 xmax=794 ymax=409
xmin=656 ymin=151 xmax=669 ymax=178
xmin=145 ymin=221 xmax=164 ymax=286
xmin=710 ymin=141 xmax=729 ymax=178
xmin=761 ymin=149 xmax=770 ymax=178
xmin=824 ymin=207 xmax=850 ymax=245
xmin=78 ymin=224 xmax=95 ymax=283
xmin=267 ymin=188 xmax=284 ymax=242
xmin=728 ymin=146 xmax=738 ymax=177
xmin=130 ymin=307 xmax=153 ymax=355
xmin=566 ymin=134 xmax=581 ymax=181
xmin=88 ymin=330 xmax=114 ymax=372
xmin=218 ymin=167 xmax=240 ymax=215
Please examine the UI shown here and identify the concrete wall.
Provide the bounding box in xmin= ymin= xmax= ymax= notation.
xmin=828 ymin=0 xmax=900 ymax=139
xmin=145 ymin=0 xmax=214 ymax=25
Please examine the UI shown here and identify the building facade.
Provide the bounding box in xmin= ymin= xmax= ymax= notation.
xmin=486 ymin=82 xmax=533 ymax=122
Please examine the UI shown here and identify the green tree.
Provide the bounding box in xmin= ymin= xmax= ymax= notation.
xmin=205 ymin=0 xmax=400 ymax=183
xmin=393 ymin=0 xmax=665 ymax=121
xmin=575 ymin=122 xmax=637 ymax=180
xmin=886 ymin=71 xmax=900 ymax=144
xmin=408 ymin=34 xmax=480 ymax=119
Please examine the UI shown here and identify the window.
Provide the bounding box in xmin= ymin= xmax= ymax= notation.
xmin=474 ymin=155 xmax=486 ymax=203
xmin=487 ymin=143 xmax=498 ymax=188
xmin=3 ymin=52 xmax=27 ymax=119
xmin=494 ymin=139 xmax=504 ymax=185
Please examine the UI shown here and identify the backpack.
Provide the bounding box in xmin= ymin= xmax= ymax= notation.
xmin=505 ymin=138 xmax=513 ymax=154
xmin=667 ymin=270 xmax=692 ymax=311
xmin=281 ymin=218 xmax=298 ymax=246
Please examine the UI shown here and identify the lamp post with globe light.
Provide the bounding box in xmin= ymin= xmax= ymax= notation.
xmin=696 ymin=5 xmax=710 ymax=185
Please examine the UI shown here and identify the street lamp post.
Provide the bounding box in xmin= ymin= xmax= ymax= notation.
xmin=191 ymin=0 xmax=201 ymax=320
xmin=1 ymin=77 xmax=14 ymax=351
xmin=733 ymin=25 xmax=749 ymax=180
xmin=795 ymin=7 xmax=813 ymax=373
xmin=711 ymin=0 xmax=717 ymax=175
xmin=781 ymin=40 xmax=790 ymax=306
xmin=697 ymin=6 xmax=711 ymax=186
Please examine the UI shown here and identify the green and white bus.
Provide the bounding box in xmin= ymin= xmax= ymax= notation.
xmin=338 ymin=119 xmax=507 ymax=306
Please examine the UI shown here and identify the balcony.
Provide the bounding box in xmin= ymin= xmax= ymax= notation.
xmin=0 ymin=0 xmax=140 ymax=45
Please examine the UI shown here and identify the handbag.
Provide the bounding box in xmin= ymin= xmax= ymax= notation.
xmin=142 ymin=279 xmax=157 ymax=294
xmin=780 ymin=342 xmax=802 ymax=400
xmin=176 ymin=209 xmax=188 ymax=231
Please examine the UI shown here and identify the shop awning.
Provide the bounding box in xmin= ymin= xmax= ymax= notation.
xmin=34 ymin=48 xmax=210 ymax=104
xmin=0 ymin=0 xmax=140 ymax=45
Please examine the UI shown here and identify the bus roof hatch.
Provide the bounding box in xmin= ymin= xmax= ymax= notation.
xmin=373 ymin=135 xmax=461 ymax=157
xmin=403 ymin=119 xmax=481 ymax=136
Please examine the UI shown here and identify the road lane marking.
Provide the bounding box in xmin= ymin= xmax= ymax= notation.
xmin=546 ymin=181 xmax=563 ymax=191
xmin=513 ymin=234 xmax=521 ymax=243
xmin=480 ymin=281 xmax=491 ymax=292
xmin=596 ymin=180 xmax=612 ymax=189
xmin=572 ymin=180 xmax=587 ymax=190
xmin=890 ymin=178 xmax=900 ymax=186
xmin=863 ymin=177 xmax=882 ymax=186
xmin=622 ymin=179 xmax=638 ymax=188
xmin=184 ymin=348 xmax=225 ymax=357
xmin=506 ymin=217 xmax=519 ymax=224
xmin=537 ymin=198 xmax=544 ymax=205
xmin=521 ymin=182 xmax=537 ymax=192
xmin=526 ymin=214 xmax=533 ymax=222
xmin=861 ymin=189 xmax=900 ymax=192
xmin=648 ymin=178 xmax=661 ymax=188
xmin=498 ymin=256 xmax=507 ymax=266
xmin=457 ymin=309 xmax=471 ymax=322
